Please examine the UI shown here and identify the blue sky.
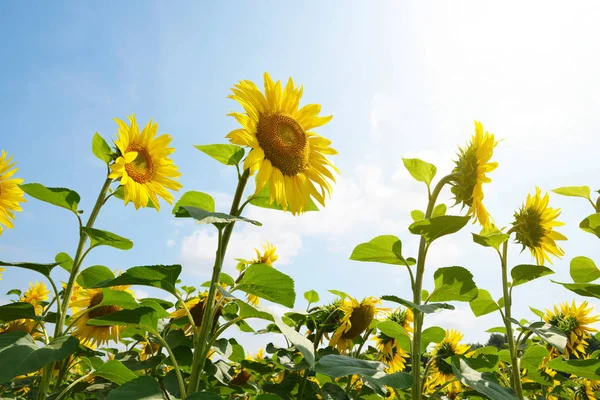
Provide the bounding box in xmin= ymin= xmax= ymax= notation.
xmin=2 ymin=1 xmax=600 ymax=351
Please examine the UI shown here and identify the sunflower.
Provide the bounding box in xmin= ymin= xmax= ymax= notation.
xmin=374 ymin=308 xmax=413 ymax=372
xmin=140 ymin=340 xmax=160 ymax=361
xmin=0 ymin=267 xmax=4 ymax=280
xmin=5 ymin=282 xmax=49 ymax=336
xmin=576 ymin=378 xmax=600 ymax=400
xmin=70 ymin=287 xmax=131 ymax=347
xmin=0 ymin=151 xmax=27 ymax=236
xmin=108 ymin=114 xmax=182 ymax=211
xmin=246 ymin=242 xmax=278 ymax=306
xmin=425 ymin=329 xmax=470 ymax=395
xmin=512 ymin=187 xmax=566 ymax=265
xmin=544 ymin=301 xmax=600 ymax=358
xmin=169 ymin=290 xmax=224 ymax=335
xmin=450 ymin=121 xmax=499 ymax=227
xmin=329 ymin=296 xmax=387 ymax=353
xmin=64 ymin=282 xmax=84 ymax=314
xmin=227 ymin=73 xmax=338 ymax=215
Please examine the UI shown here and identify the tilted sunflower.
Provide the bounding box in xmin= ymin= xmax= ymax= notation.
xmin=5 ymin=281 xmax=49 ymax=336
xmin=576 ymin=378 xmax=600 ymax=400
xmin=0 ymin=150 xmax=27 ymax=236
xmin=512 ymin=187 xmax=566 ymax=265
xmin=109 ymin=114 xmax=182 ymax=210
xmin=329 ymin=296 xmax=387 ymax=353
xmin=450 ymin=121 xmax=499 ymax=227
xmin=70 ymin=286 xmax=132 ymax=347
xmin=246 ymin=242 xmax=279 ymax=306
xmin=227 ymin=73 xmax=338 ymax=215
xmin=544 ymin=301 xmax=600 ymax=358
xmin=169 ymin=289 xmax=225 ymax=335
xmin=374 ymin=307 xmax=413 ymax=372
xmin=140 ymin=340 xmax=160 ymax=361
xmin=425 ymin=329 xmax=470 ymax=395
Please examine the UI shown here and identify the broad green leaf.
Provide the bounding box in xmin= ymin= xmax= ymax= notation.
xmin=0 ymin=303 xmax=37 ymax=323
xmin=571 ymin=256 xmax=600 ymax=283
xmin=431 ymin=204 xmax=447 ymax=218
xmin=235 ymin=263 xmax=295 ymax=308
xmin=429 ymin=266 xmax=478 ymax=302
xmin=194 ymin=144 xmax=245 ymax=165
xmin=411 ymin=210 xmax=425 ymax=221
xmin=201 ymin=272 xmax=235 ymax=288
xmin=92 ymin=132 xmax=113 ymax=163
xmin=304 ymin=290 xmax=319 ymax=304
xmin=511 ymin=265 xmax=554 ymax=287
xmin=0 ymin=260 xmax=60 ymax=278
xmin=529 ymin=306 xmax=545 ymax=319
xmin=552 ymin=186 xmax=591 ymax=199
xmin=6 ymin=289 xmax=21 ymax=297
xmin=81 ymin=227 xmax=133 ymax=250
xmin=580 ymin=213 xmax=600 ymax=239
xmin=486 ymin=327 xmax=507 ymax=334
xmin=364 ymin=371 xmax=413 ymax=390
xmin=402 ymin=158 xmax=436 ymax=186
xmin=106 ymin=375 xmax=164 ymax=399
xmin=451 ymin=357 xmax=517 ymax=400
xmin=263 ymin=307 xmax=314 ymax=366
xmin=96 ymin=288 xmax=139 ymax=310
xmin=421 ymin=326 xmax=445 ymax=352
xmin=248 ymin=181 xmax=319 ymax=212
xmin=381 ymin=295 xmax=454 ymax=314
xmin=172 ymin=191 xmax=216 ymax=217
xmin=512 ymin=320 xmax=567 ymax=352
xmin=349 ymin=235 xmax=406 ymax=266
xmin=469 ymin=289 xmax=499 ymax=317
xmin=472 ymin=232 xmax=509 ymax=250
xmin=409 ymin=216 xmax=471 ymax=243
xmin=94 ymin=264 xmax=182 ymax=295
xmin=138 ymin=299 xmax=171 ymax=319
xmin=235 ymin=300 xmax=273 ymax=321
xmin=55 ymin=252 xmax=73 ymax=273
xmin=94 ymin=360 xmax=137 ymax=385
xmin=176 ymin=206 xmax=261 ymax=226
xmin=254 ymin=395 xmax=285 ymax=400
xmin=329 ymin=289 xmax=349 ymax=300
xmin=185 ymin=393 xmax=223 ymax=400
xmin=77 ymin=265 xmax=115 ymax=288
xmin=20 ymin=183 xmax=80 ymax=214
xmin=88 ymin=306 xmax=158 ymax=332
xmin=111 ymin=186 xmax=155 ymax=209
xmin=520 ymin=345 xmax=549 ymax=371
xmin=552 ymin=281 xmax=600 ymax=299
xmin=376 ymin=320 xmax=411 ymax=351
xmin=315 ymin=355 xmax=386 ymax=378
xmin=545 ymin=358 xmax=600 ymax=380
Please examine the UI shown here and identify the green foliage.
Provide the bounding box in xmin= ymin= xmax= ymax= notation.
xmin=429 ymin=266 xmax=478 ymax=302
xmin=472 ymin=231 xmax=509 ymax=250
xmin=381 ymin=295 xmax=455 ymax=314
xmin=81 ymin=227 xmax=134 ymax=250
xmin=304 ymin=289 xmax=319 ymax=304
xmin=92 ymin=132 xmax=114 ymax=163
xmin=570 ymin=256 xmax=600 ymax=283
xmin=235 ymin=263 xmax=296 ymax=308
xmin=409 ymin=215 xmax=471 ymax=243
xmin=510 ymin=264 xmax=554 ymax=287
xmin=176 ymin=206 xmax=262 ymax=226
xmin=194 ymin=144 xmax=245 ymax=165
xmin=469 ymin=289 xmax=499 ymax=317
xmin=545 ymin=358 xmax=600 ymax=380
xmin=580 ymin=213 xmax=600 ymax=238
xmin=402 ymin=158 xmax=437 ymax=186
xmin=106 ymin=376 xmax=164 ymax=399
xmin=552 ymin=185 xmax=591 ymax=199
xmin=452 ymin=357 xmax=518 ymax=400
xmin=0 ymin=302 xmax=37 ymax=322
xmin=376 ymin=320 xmax=411 ymax=350
xmin=94 ymin=360 xmax=138 ymax=385
xmin=94 ymin=264 xmax=182 ymax=295
xmin=172 ymin=191 xmax=216 ymax=217
xmin=349 ymin=235 xmax=409 ymax=266
xmin=20 ymin=183 xmax=81 ymax=214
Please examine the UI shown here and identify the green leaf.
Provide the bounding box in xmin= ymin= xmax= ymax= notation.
xmin=235 ymin=263 xmax=295 ymax=308
xmin=95 ymin=288 xmax=139 ymax=309
xmin=88 ymin=307 xmax=158 ymax=332
xmin=402 ymin=158 xmax=436 ymax=186
xmin=20 ymin=183 xmax=80 ymax=214
xmin=409 ymin=216 xmax=471 ymax=243
xmin=315 ymin=354 xmax=386 ymax=378
xmin=512 ymin=320 xmax=567 ymax=352
xmin=94 ymin=360 xmax=138 ymax=385
xmin=520 ymin=345 xmax=549 ymax=371
xmin=194 ymin=144 xmax=245 ymax=166
xmin=431 ymin=204 xmax=447 ymax=218
xmin=55 ymin=252 xmax=73 ymax=273
xmin=328 ymin=289 xmax=349 ymax=300
xmin=411 ymin=210 xmax=425 ymax=221
xmin=6 ymin=289 xmax=21 ymax=297
xmin=111 ymin=186 xmax=155 ymax=209
xmin=77 ymin=266 xmax=115 ymax=288
xmin=381 ymin=295 xmax=454 ymax=314
xmin=94 ymin=265 xmax=182 ymax=295
xmin=349 ymin=235 xmax=406 ymax=266
xmin=304 ymin=290 xmax=319 ymax=304
xmin=92 ymin=133 xmax=113 ymax=163
xmin=376 ymin=320 xmax=411 ymax=351
xmin=552 ymin=186 xmax=591 ymax=199
xmin=429 ymin=266 xmax=478 ymax=302
xmin=451 ymin=357 xmax=517 ymax=400
xmin=486 ymin=327 xmax=507 ymax=334
xmin=172 ymin=191 xmax=216 ymax=217
xmin=176 ymin=206 xmax=261 ymax=226
xmin=0 ymin=260 xmax=60 ymax=278
xmin=264 ymin=308 xmax=314 ymax=366
xmin=185 ymin=393 xmax=223 ymax=400
xmin=248 ymin=181 xmax=319 ymax=212
xmin=580 ymin=213 xmax=600 ymax=239
xmin=81 ymin=227 xmax=133 ymax=250
xmin=571 ymin=256 xmax=600 ymax=283
xmin=0 ymin=303 xmax=37 ymax=323
xmin=529 ymin=306 xmax=545 ymax=319
xmin=472 ymin=232 xmax=509 ymax=251
xmin=421 ymin=326 xmax=445 ymax=352
xmin=545 ymin=358 xmax=600 ymax=380
xmin=511 ymin=265 xmax=554 ymax=287
xmin=235 ymin=300 xmax=274 ymax=322
xmin=552 ymin=281 xmax=600 ymax=299
xmin=469 ymin=289 xmax=499 ymax=317
xmin=106 ymin=376 xmax=164 ymax=399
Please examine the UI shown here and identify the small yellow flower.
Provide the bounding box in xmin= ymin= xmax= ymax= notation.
xmin=544 ymin=301 xmax=599 ymax=358
xmin=4 ymin=282 xmax=49 ymax=336
xmin=247 ymin=242 xmax=278 ymax=306
xmin=108 ymin=114 xmax=182 ymax=211
xmin=425 ymin=329 xmax=470 ymax=395
xmin=450 ymin=121 xmax=499 ymax=227
xmin=329 ymin=296 xmax=387 ymax=353
xmin=512 ymin=187 xmax=567 ymax=265
xmin=0 ymin=150 xmax=27 ymax=236
xmin=0 ymin=267 xmax=4 ymax=280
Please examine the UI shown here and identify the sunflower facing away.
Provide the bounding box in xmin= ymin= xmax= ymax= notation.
xmin=512 ymin=187 xmax=567 ymax=265
xmin=227 ymin=73 xmax=338 ymax=215
xmin=246 ymin=242 xmax=278 ymax=306
xmin=374 ymin=308 xmax=413 ymax=372
xmin=0 ymin=150 xmax=27 ymax=236
xmin=450 ymin=121 xmax=499 ymax=227
xmin=425 ymin=329 xmax=470 ymax=395
xmin=70 ymin=286 xmax=132 ymax=347
xmin=544 ymin=301 xmax=600 ymax=358
xmin=109 ymin=114 xmax=182 ymax=210
xmin=3 ymin=282 xmax=49 ymax=336
xmin=329 ymin=296 xmax=387 ymax=353
xmin=170 ymin=289 xmax=225 ymax=335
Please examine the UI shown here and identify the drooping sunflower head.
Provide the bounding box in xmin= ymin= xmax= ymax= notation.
xmin=512 ymin=187 xmax=566 ymax=265
xmin=170 ymin=290 xmax=224 ymax=334
xmin=109 ymin=114 xmax=182 ymax=211
xmin=227 ymin=73 xmax=338 ymax=215
xmin=426 ymin=330 xmax=470 ymax=393
xmin=329 ymin=296 xmax=386 ymax=353
xmin=0 ymin=150 xmax=27 ymax=236
xmin=373 ymin=307 xmax=413 ymax=372
xmin=576 ymin=378 xmax=600 ymax=400
xmin=544 ymin=301 xmax=600 ymax=358
xmin=140 ymin=340 xmax=160 ymax=361
xmin=450 ymin=121 xmax=499 ymax=227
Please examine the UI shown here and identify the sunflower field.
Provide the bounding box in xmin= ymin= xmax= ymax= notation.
xmin=1 ymin=71 xmax=600 ymax=400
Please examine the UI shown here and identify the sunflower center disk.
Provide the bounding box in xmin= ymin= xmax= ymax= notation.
xmin=125 ymin=144 xmax=155 ymax=183
xmin=342 ymin=304 xmax=375 ymax=340
xmin=256 ymin=113 xmax=310 ymax=176
xmin=88 ymin=292 xmax=123 ymax=319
